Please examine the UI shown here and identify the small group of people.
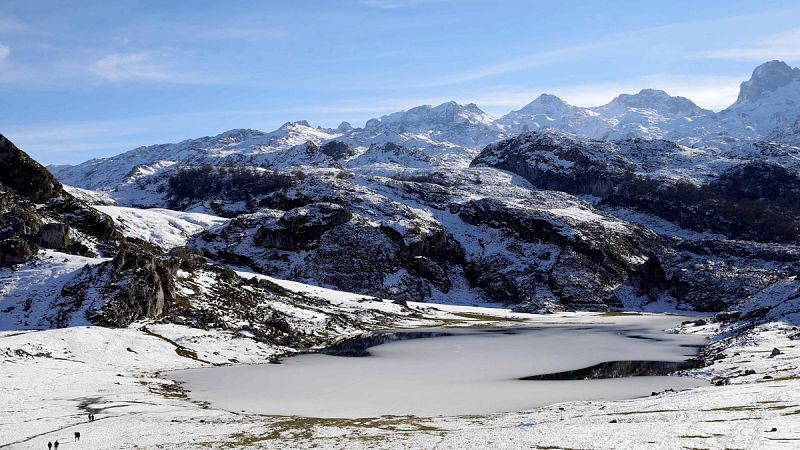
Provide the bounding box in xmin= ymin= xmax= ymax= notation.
xmin=47 ymin=432 xmax=80 ymax=449
xmin=46 ymin=415 xmax=91 ymax=447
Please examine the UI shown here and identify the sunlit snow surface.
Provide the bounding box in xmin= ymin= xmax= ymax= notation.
xmin=172 ymin=316 xmax=706 ymax=417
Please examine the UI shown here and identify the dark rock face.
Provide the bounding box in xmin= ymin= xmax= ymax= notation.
xmin=0 ymin=135 xmax=120 ymax=257
xmin=735 ymin=60 xmax=800 ymax=105
xmin=455 ymin=197 xmax=667 ymax=310
xmin=0 ymin=135 xmax=179 ymax=328
xmin=36 ymin=223 xmax=70 ymax=250
xmin=0 ymin=134 xmax=61 ymax=203
xmin=201 ymin=176 xmax=465 ymax=303
xmin=471 ymin=131 xmax=626 ymax=197
xmin=711 ymin=162 xmax=800 ymax=210
xmin=168 ymin=247 xmax=208 ymax=271
xmin=0 ymin=237 xmax=36 ymax=266
xmin=603 ymin=173 xmax=799 ymax=244
xmin=166 ymin=165 xmax=295 ymax=212
xmin=254 ymin=202 xmax=353 ymax=250
xmin=319 ymin=141 xmax=356 ymax=160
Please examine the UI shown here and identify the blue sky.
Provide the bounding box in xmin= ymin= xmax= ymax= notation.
xmin=1 ymin=0 xmax=799 ymax=164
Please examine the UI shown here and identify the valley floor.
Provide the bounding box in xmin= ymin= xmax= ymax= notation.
xmin=1 ymin=289 xmax=799 ymax=449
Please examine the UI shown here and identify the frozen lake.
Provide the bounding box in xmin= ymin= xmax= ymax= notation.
xmin=171 ymin=315 xmax=708 ymax=417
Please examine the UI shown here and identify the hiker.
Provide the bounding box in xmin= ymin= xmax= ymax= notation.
xmin=47 ymin=442 xmax=52 ymax=450
xmin=54 ymin=441 xmax=59 ymax=449
xmin=74 ymin=431 xmax=81 ymax=441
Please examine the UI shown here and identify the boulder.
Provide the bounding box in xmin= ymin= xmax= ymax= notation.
xmin=36 ymin=223 xmax=70 ymax=250
xmin=0 ymin=237 xmax=36 ymax=266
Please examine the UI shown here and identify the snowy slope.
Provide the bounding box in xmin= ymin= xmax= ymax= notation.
xmin=0 ymin=250 xmax=108 ymax=330
xmin=93 ymin=206 xmax=228 ymax=248
xmin=52 ymin=123 xmax=341 ymax=190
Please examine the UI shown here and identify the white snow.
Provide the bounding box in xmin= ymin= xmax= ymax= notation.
xmin=94 ymin=206 xmax=227 ymax=248
xmin=0 ymin=250 xmax=107 ymax=330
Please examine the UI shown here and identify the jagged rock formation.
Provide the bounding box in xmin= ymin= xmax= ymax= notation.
xmin=61 ymin=241 xmax=176 ymax=327
xmin=185 ymin=166 xmax=693 ymax=311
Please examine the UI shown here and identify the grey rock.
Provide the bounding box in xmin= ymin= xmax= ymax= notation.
xmin=36 ymin=223 xmax=70 ymax=250
xmin=0 ymin=237 xmax=36 ymax=266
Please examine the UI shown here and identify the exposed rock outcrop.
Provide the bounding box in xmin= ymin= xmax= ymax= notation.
xmin=254 ymin=202 xmax=353 ymax=250
xmin=62 ymin=241 xmax=176 ymax=327
xmin=0 ymin=237 xmax=36 ymax=266
xmin=0 ymin=134 xmax=61 ymax=203
xmin=320 ymin=141 xmax=356 ymax=160
xmin=36 ymin=223 xmax=70 ymax=250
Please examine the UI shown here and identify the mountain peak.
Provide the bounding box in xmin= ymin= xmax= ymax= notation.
xmin=430 ymin=100 xmax=489 ymax=117
xmin=512 ymin=94 xmax=573 ymax=118
xmin=520 ymin=94 xmax=569 ymax=111
xmin=365 ymin=101 xmax=492 ymax=131
xmin=280 ymin=120 xmax=312 ymax=130
xmin=735 ymin=60 xmax=800 ymax=105
xmin=337 ymin=121 xmax=354 ymax=132
xmin=605 ymin=89 xmax=709 ymax=117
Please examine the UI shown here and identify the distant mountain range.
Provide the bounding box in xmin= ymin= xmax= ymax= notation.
xmin=52 ymin=60 xmax=800 ymax=192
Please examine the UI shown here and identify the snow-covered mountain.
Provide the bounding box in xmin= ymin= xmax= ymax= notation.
xmin=358 ymin=101 xmax=500 ymax=148
xmin=497 ymin=61 xmax=800 ymax=145
xmin=53 ymin=122 xmax=342 ymax=190
xmin=716 ymin=60 xmax=800 ymax=139
xmin=51 ymin=60 xmax=800 ymax=191
xmin=36 ymin=60 xmax=800 ymax=310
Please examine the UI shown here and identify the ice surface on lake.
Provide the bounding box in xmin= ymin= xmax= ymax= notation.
xmin=171 ymin=316 xmax=708 ymax=417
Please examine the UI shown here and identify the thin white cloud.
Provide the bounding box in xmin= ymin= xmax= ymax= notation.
xmin=414 ymin=41 xmax=611 ymax=88
xmin=90 ymin=51 xmax=208 ymax=83
xmin=0 ymin=17 xmax=27 ymax=34
xmin=701 ymin=27 xmax=800 ymax=61
xmin=0 ymin=44 xmax=10 ymax=63
xmin=407 ymin=12 xmax=790 ymax=90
